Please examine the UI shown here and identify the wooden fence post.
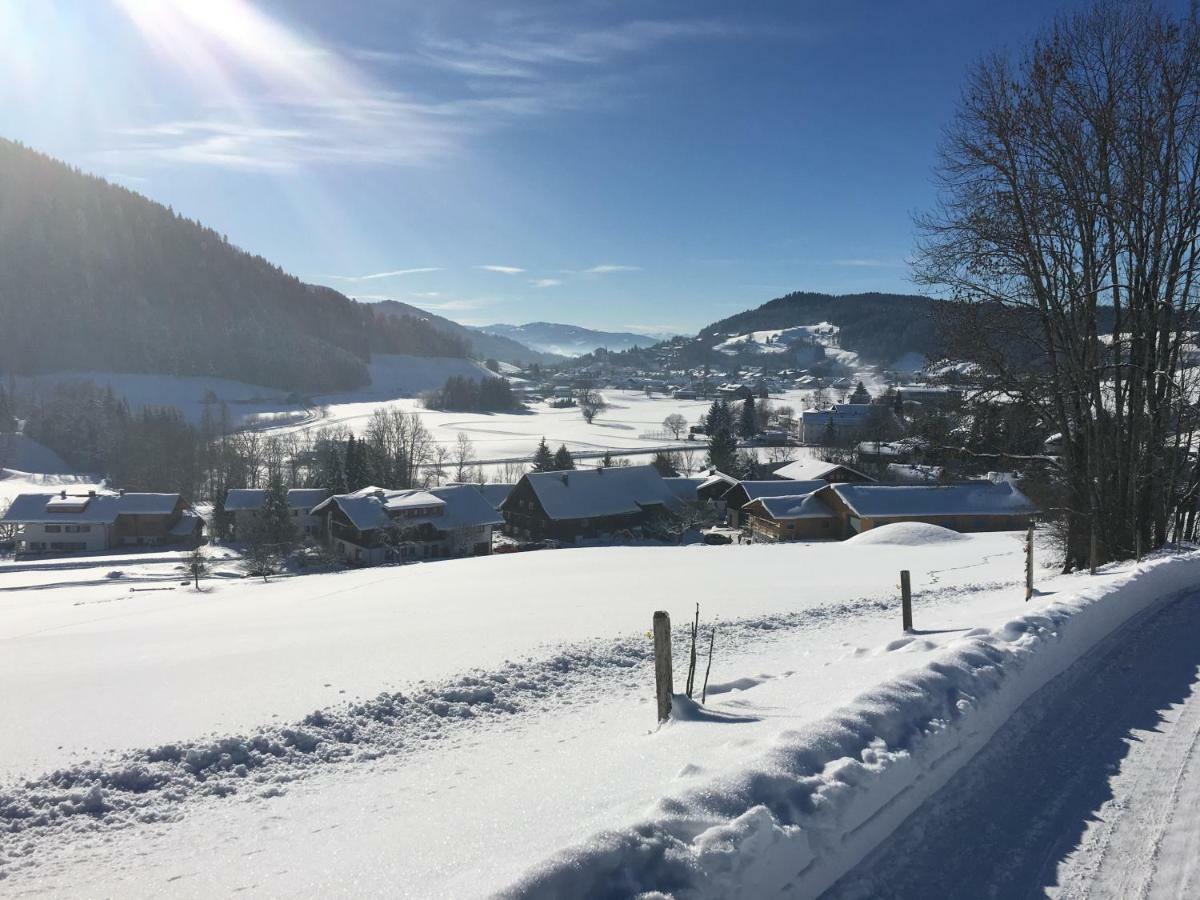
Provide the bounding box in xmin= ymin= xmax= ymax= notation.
xmin=1025 ymin=524 xmax=1034 ymax=601
xmin=900 ymin=570 xmax=912 ymax=632
xmin=653 ymin=611 xmax=673 ymax=723
xmin=1089 ymin=523 xmax=1098 ymax=576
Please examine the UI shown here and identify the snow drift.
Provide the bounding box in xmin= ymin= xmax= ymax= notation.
xmin=847 ymin=522 xmax=967 ymax=546
xmin=501 ymin=551 xmax=1200 ymax=899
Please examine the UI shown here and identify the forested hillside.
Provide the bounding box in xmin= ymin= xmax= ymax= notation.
xmin=0 ymin=140 xmax=463 ymax=393
xmin=701 ymin=291 xmax=941 ymax=364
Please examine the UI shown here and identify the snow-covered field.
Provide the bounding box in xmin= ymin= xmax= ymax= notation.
xmin=3 ymin=524 xmax=1195 ymax=897
xmin=11 ymin=355 xmax=498 ymax=429
xmin=268 ymin=389 xmax=788 ymax=455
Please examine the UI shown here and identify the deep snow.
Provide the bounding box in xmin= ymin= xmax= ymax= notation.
xmin=3 ymin=531 xmax=1191 ymax=897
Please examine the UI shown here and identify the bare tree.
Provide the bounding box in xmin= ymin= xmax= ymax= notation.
xmin=663 ymin=413 xmax=688 ymax=439
xmin=918 ymin=2 xmax=1200 ymax=569
xmin=578 ymin=387 xmax=608 ymax=424
xmin=452 ymin=432 xmax=478 ymax=482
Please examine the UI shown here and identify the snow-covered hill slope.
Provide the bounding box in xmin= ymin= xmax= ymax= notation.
xmin=3 ymin=531 xmax=1194 ymax=896
xmin=11 ymin=355 xmax=498 ymax=429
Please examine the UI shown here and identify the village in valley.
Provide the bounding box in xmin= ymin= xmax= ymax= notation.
xmin=0 ymin=340 xmax=1039 ymax=573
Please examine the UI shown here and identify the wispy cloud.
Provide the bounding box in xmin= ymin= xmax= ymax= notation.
xmin=476 ymin=264 xmax=525 ymax=274
xmin=582 ymin=263 xmax=641 ymax=274
xmin=530 ymin=278 xmax=562 ymax=288
xmin=326 ymin=267 xmax=442 ymax=281
xmin=102 ymin=3 xmax=756 ymax=172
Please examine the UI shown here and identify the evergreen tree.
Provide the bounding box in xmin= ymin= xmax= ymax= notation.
xmin=345 ymin=436 xmax=368 ymax=491
xmin=651 ymin=451 xmax=679 ymax=477
xmin=849 ymin=381 xmax=871 ymax=404
xmin=261 ymin=472 xmax=298 ymax=553
xmin=739 ymin=398 xmax=758 ymax=438
xmin=326 ymin=445 xmax=347 ymax=495
xmin=552 ymin=444 xmax=575 ymax=470
xmin=706 ymin=400 xmax=739 ymax=473
xmin=210 ymin=488 xmax=231 ymax=541
xmin=531 ymin=437 xmax=555 ymax=472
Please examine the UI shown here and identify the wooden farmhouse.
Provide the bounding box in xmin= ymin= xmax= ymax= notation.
xmin=742 ymin=481 xmax=1037 ymax=543
xmin=744 ymin=491 xmax=842 ymax=541
xmin=500 ymin=465 xmax=683 ymax=542
xmin=309 ymin=485 xmax=503 ymax=565
xmin=823 ymin=482 xmax=1037 ymax=535
xmin=720 ymin=479 xmax=827 ymax=528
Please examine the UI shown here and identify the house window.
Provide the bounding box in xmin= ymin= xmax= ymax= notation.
xmin=45 ymin=525 xmax=61 ymax=533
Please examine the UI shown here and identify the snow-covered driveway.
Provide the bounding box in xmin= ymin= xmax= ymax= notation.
xmin=827 ymin=590 xmax=1200 ymax=899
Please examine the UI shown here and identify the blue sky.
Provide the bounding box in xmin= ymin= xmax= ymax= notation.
xmin=0 ymin=0 xmax=1127 ymax=335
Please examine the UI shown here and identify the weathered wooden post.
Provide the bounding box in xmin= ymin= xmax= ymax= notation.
xmin=1025 ymin=524 xmax=1034 ymax=601
xmin=900 ymin=570 xmax=912 ymax=632
xmin=1089 ymin=522 xmax=1098 ymax=575
xmin=653 ymin=611 xmax=673 ymax=722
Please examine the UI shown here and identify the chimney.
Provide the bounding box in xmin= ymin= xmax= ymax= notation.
xmin=560 ymin=473 xmax=569 ymax=485
xmin=119 ymin=489 xmax=126 ymax=496
xmin=87 ymin=490 xmax=96 ymax=497
xmin=60 ymin=490 xmax=66 ymax=499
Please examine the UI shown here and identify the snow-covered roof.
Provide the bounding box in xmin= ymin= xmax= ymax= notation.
xmin=288 ymin=488 xmax=332 ymax=509
xmin=428 ymin=486 xmax=504 ymax=530
xmin=512 ymin=465 xmax=681 ymax=521
xmin=663 ymin=477 xmax=704 ymax=502
xmin=698 ymin=471 xmax=739 ymax=490
xmin=1 ymin=492 xmax=182 ymax=524
xmin=224 ymin=489 xmax=266 ymax=512
xmin=831 ymin=483 xmax=1037 ymax=519
xmin=169 ymin=510 xmax=204 ymax=536
xmin=311 ymin=485 xmax=500 ymax=533
xmin=748 ymin=492 xmax=837 ymax=520
xmin=773 ymin=459 xmax=871 ymax=483
xmin=734 ymin=480 xmax=827 ymax=502
xmin=448 ymin=483 xmax=514 ymax=510
xmin=225 ymin=488 xmax=331 ymax=512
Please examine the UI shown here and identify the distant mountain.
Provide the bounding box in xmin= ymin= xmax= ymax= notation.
xmin=369 ymin=301 xmax=563 ymax=366
xmin=0 ymin=139 xmax=466 ymax=393
xmin=473 ymin=322 xmax=658 ymax=357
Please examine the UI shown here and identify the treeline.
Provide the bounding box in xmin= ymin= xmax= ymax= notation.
xmin=422 ymin=375 xmax=520 ymax=411
xmin=24 ymin=381 xmax=205 ymax=497
xmin=0 ymin=139 xmax=465 ymax=394
xmin=17 ymin=380 xmax=494 ymax=508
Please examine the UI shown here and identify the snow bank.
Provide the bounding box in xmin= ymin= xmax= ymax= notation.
xmin=847 ymin=522 xmax=968 ymax=546
xmin=502 ymin=551 xmax=1200 ymax=899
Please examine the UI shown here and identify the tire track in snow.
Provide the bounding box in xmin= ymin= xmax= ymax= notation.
xmin=825 ymin=592 xmax=1200 ymax=900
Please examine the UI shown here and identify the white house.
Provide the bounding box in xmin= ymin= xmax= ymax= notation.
xmin=2 ymin=490 xmax=202 ymax=554
xmin=224 ymin=488 xmax=331 ymax=540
